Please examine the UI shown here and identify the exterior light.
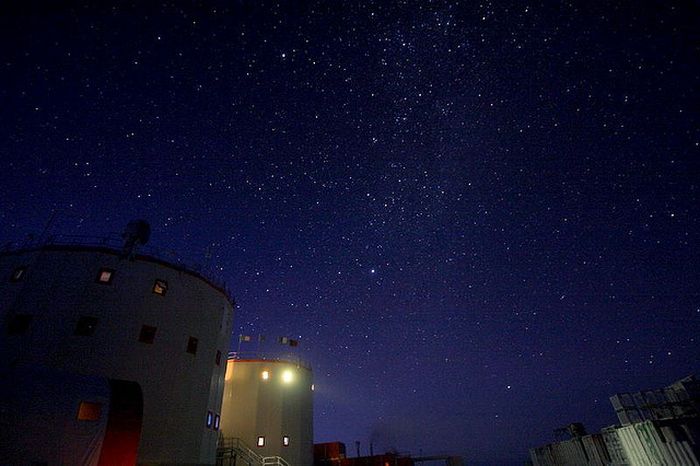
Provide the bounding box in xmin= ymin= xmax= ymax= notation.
xmin=282 ymin=370 xmax=293 ymax=384
xmin=261 ymin=370 xmax=269 ymax=381
xmin=311 ymin=384 xmax=315 ymax=391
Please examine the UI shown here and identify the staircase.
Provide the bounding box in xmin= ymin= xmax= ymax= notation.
xmin=217 ymin=437 xmax=290 ymax=466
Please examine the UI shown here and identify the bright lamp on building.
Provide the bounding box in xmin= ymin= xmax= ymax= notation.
xmin=261 ymin=370 xmax=270 ymax=381
xmin=282 ymin=369 xmax=294 ymax=384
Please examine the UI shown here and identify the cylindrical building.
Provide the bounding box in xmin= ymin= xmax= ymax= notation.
xmin=0 ymin=239 xmax=234 ymax=465
xmin=220 ymin=357 xmax=314 ymax=466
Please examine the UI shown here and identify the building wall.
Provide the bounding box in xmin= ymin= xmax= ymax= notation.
xmin=0 ymin=246 xmax=234 ymax=465
xmin=221 ymin=359 xmax=314 ymax=466
xmin=601 ymin=425 xmax=630 ymax=465
xmin=610 ymin=376 xmax=700 ymax=426
xmin=529 ymin=434 xmax=610 ymax=466
xmin=0 ymin=366 xmax=112 ymax=466
xmin=615 ymin=419 xmax=700 ymax=466
xmin=314 ymin=442 xmax=347 ymax=465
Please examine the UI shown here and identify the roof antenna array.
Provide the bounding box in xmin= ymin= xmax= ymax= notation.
xmin=121 ymin=219 xmax=151 ymax=260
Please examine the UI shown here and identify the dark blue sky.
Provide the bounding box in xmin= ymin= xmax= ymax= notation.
xmin=1 ymin=1 xmax=698 ymax=463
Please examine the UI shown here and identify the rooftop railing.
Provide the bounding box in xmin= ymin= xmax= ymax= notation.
xmin=228 ymin=351 xmax=312 ymax=371
xmin=0 ymin=233 xmax=234 ymax=303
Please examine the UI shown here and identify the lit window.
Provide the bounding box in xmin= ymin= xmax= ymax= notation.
xmin=257 ymin=436 xmax=265 ymax=447
xmin=6 ymin=314 xmax=32 ymax=335
xmin=215 ymin=350 xmax=222 ymax=366
xmin=261 ymin=370 xmax=270 ymax=381
xmin=206 ymin=411 xmax=213 ymax=428
xmin=283 ymin=436 xmax=290 ymax=447
xmin=311 ymin=384 xmax=315 ymax=391
xmin=77 ymin=401 xmax=102 ymax=421
xmin=187 ymin=336 xmax=198 ymax=355
xmin=214 ymin=414 xmax=220 ymax=430
xmin=152 ymin=279 xmax=168 ymax=296
xmin=139 ymin=325 xmax=157 ymax=344
xmin=282 ymin=370 xmax=293 ymax=384
xmin=75 ymin=316 xmax=99 ymax=336
xmin=96 ymin=268 xmax=114 ymax=284
xmin=10 ymin=266 xmax=26 ymax=282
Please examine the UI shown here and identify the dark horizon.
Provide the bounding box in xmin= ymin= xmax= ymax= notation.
xmin=1 ymin=1 xmax=699 ymax=464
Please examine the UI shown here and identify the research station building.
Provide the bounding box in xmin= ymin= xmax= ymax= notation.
xmin=220 ymin=357 xmax=314 ymax=466
xmin=0 ymin=232 xmax=235 ymax=465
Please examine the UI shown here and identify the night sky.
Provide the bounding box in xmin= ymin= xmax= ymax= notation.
xmin=1 ymin=1 xmax=699 ymax=464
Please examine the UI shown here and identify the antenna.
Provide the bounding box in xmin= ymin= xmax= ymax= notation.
xmin=39 ymin=209 xmax=59 ymax=244
xmin=121 ymin=220 xmax=151 ymax=259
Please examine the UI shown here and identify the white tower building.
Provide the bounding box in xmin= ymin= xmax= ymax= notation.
xmin=0 ymin=235 xmax=235 ymax=465
xmin=220 ymin=357 xmax=314 ymax=466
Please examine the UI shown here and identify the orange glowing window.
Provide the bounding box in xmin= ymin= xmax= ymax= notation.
xmin=96 ymin=268 xmax=114 ymax=284
xmin=77 ymin=401 xmax=102 ymax=421
xmin=152 ymin=279 xmax=168 ymax=296
xmin=257 ymin=436 xmax=265 ymax=447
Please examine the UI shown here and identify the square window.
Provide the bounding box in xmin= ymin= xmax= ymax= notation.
xmin=77 ymin=401 xmax=102 ymax=421
xmin=7 ymin=314 xmax=32 ymax=335
xmin=215 ymin=350 xmax=222 ymax=366
xmin=187 ymin=336 xmax=198 ymax=355
xmin=257 ymin=436 xmax=265 ymax=447
xmin=152 ymin=279 xmax=168 ymax=296
xmin=214 ymin=414 xmax=220 ymax=430
xmin=96 ymin=268 xmax=114 ymax=284
xmin=206 ymin=411 xmax=213 ymax=428
xmin=10 ymin=266 xmax=27 ymax=282
xmin=139 ymin=325 xmax=157 ymax=344
xmin=75 ymin=316 xmax=99 ymax=336
xmin=283 ymin=436 xmax=290 ymax=447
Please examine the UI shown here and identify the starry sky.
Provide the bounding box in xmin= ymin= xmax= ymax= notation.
xmin=1 ymin=1 xmax=698 ymax=464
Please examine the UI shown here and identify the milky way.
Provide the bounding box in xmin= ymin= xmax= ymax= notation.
xmin=1 ymin=2 xmax=698 ymax=464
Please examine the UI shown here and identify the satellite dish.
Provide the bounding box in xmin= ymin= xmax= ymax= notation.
xmin=121 ymin=220 xmax=151 ymax=258
xmin=123 ymin=220 xmax=151 ymax=245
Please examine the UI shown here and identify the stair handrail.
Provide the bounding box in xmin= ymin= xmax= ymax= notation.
xmin=218 ymin=437 xmax=291 ymax=466
xmin=262 ymin=456 xmax=291 ymax=466
xmin=218 ymin=437 xmax=265 ymax=465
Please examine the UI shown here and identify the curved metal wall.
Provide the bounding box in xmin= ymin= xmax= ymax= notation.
xmin=0 ymin=247 xmax=234 ymax=465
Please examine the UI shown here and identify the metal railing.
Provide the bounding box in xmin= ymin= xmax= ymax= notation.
xmin=0 ymin=233 xmax=234 ymax=302
xmin=217 ymin=437 xmax=290 ymax=466
xmin=262 ymin=456 xmax=290 ymax=466
xmin=219 ymin=437 xmax=264 ymax=463
xmin=228 ymin=351 xmax=312 ymax=370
